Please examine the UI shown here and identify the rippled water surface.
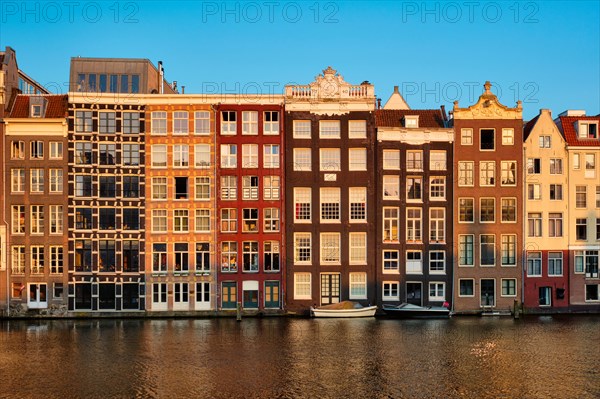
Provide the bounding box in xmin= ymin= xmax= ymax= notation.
xmin=1 ymin=316 xmax=598 ymax=398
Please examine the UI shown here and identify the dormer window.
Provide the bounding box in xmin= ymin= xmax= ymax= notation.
xmin=404 ymin=116 xmax=419 ymax=128
xmin=29 ymin=96 xmax=47 ymax=118
xmin=578 ymin=121 xmax=598 ymax=139
xmin=31 ymin=104 xmax=42 ymax=117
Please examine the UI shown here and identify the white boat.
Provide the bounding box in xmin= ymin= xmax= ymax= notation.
xmin=310 ymin=301 xmax=377 ymax=318
xmin=382 ymin=302 xmax=451 ymax=318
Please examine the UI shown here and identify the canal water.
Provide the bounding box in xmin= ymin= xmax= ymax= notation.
xmin=0 ymin=316 xmax=598 ymax=398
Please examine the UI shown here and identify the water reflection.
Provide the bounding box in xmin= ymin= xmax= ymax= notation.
xmin=0 ymin=316 xmax=598 ymax=398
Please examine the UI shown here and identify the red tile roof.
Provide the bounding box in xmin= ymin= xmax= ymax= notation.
xmin=375 ymin=109 xmax=447 ymax=128
xmin=557 ymin=115 xmax=600 ymax=147
xmin=8 ymin=94 xmax=68 ymax=118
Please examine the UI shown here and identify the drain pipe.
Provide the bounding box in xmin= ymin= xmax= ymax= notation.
xmin=2 ymin=121 xmax=9 ymax=316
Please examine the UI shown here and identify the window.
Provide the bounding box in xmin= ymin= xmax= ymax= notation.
xmin=480 ymin=235 xmax=495 ymax=266
xmin=121 ymin=144 xmax=139 ymax=166
xmin=263 ymin=111 xmax=279 ymax=135
xmin=75 ymin=208 xmax=92 ymax=230
xmin=242 ymin=241 xmax=259 ymax=272
xmin=576 ymin=186 xmax=587 ymax=208
xmin=173 ymin=111 xmax=189 ymax=134
xmin=293 ymin=148 xmax=311 ymax=171
xmin=479 ymin=161 xmax=495 ymax=186
xmin=174 ymin=209 xmax=189 ymax=232
xmin=151 ymin=111 xmax=167 ymax=134
xmin=548 ymin=213 xmax=563 ymax=237
xmin=429 ymin=251 xmax=445 ymax=274
xmin=150 ymin=177 xmax=167 ymax=200
xmin=539 ymin=135 xmax=551 ymax=148
xmin=75 ymin=142 xmax=93 ymax=165
xmin=573 ymin=153 xmax=581 ymax=169
xmin=383 ymin=251 xmax=399 ymax=272
xmin=550 ymin=184 xmax=563 ymax=200
xmin=99 ymin=143 xmax=116 ymax=165
xmin=242 ymin=176 xmax=259 ymax=200
xmin=221 ymin=111 xmax=237 ymax=134
xmin=480 ymin=198 xmax=495 ymax=223
xmin=501 ymin=279 xmax=516 ymax=296
xmin=596 ymin=186 xmax=600 ymax=208
xmin=264 ymin=208 xmax=280 ymax=232
xmin=459 ymin=279 xmax=474 ymax=296
xmin=430 ymin=151 xmax=446 ymax=170
xmin=220 ymin=208 xmax=237 ymax=232
xmin=349 ymin=273 xmax=367 ymax=299
xmin=406 ymin=151 xmax=423 ymax=170
xmin=30 ymin=205 xmax=44 ymax=234
xmin=49 ymin=142 xmax=63 ymax=159
xmin=29 ymin=141 xmax=43 ymax=159
xmin=152 ymin=209 xmax=167 ymax=233
xmin=349 ymin=148 xmax=367 ymax=171
xmin=348 ymin=120 xmax=367 ymax=138
xmin=382 ymin=282 xmax=400 ymax=300
xmin=30 ymin=168 xmax=44 ymax=193
xmin=119 ymin=176 xmax=138 ymax=198
xmin=349 ymin=187 xmax=367 ymax=222
xmin=527 ymin=158 xmax=541 ymax=174
xmin=406 ymin=251 xmax=422 ymax=274
xmin=11 ymin=205 xmax=25 ymax=234
xmin=502 ymin=128 xmax=514 ymax=145
xmin=194 ymin=111 xmax=210 ymax=134
xmin=319 ymin=120 xmax=340 ymax=138
xmin=548 ymin=252 xmax=563 ymax=276
xmin=49 ymin=205 xmax=63 ymax=234
xmin=264 ymin=241 xmax=280 ymax=272
xmin=576 ymin=218 xmax=587 ymax=240
xmin=194 ymin=209 xmax=210 ymax=232
xmin=459 ymin=235 xmax=474 ymax=266
xmin=75 ymin=175 xmax=92 ymax=197
xmin=11 ymin=141 xmax=24 ymax=159
xmin=294 ymin=233 xmax=311 ymax=264
xmin=242 ymin=208 xmax=259 ymax=232
xmin=294 ymin=273 xmax=311 ymax=299
xmin=294 ymin=188 xmax=311 ymax=222
xmin=99 ymin=176 xmax=116 ymax=198
xmin=99 ymin=112 xmax=116 ymax=134
xmin=174 ymin=283 xmax=189 ymax=306
xmin=173 ymin=144 xmax=189 ymax=167
xmin=293 ymin=120 xmax=311 ymax=138
xmin=30 ymin=246 xmax=44 ymax=274
xmin=383 ymin=176 xmax=399 ymax=199
xmin=194 ymin=177 xmax=210 ymax=200
xmin=174 ymin=177 xmax=188 ymax=199
xmin=500 ymin=161 xmax=516 ymax=185
xmin=320 ymin=188 xmax=340 ymax=222
xmin=430 ymin=177 xmax=446 ymax=200
xmin=11 ymin=169 xmax=25 ymax=193
xmin=430 ymin=208 xmax=445 ymax=242
xmin=53 ymin=283 xmax=63 ymax=300
xmin=458 ymin=162 xmax=474 ymax=186
xmin=501 ymin=198 xmax=516 ymax=222
xmin=75 ymin=110 xmax=92 ymax=132
xmin=527 ymin=252 xmax=542 ymax=276
xmin=429 ymin=283 xmax=445 ymax=301
xmin=50 ymin=246 xmax=63 ymax=274
xmin=584 ymin=251 xmax=599 ymax=278
xmin=99 ymin=240 xmax=116 ymax=272
xmin=480 ymin=129 xmax=494 ymax=150
xmin=152 ymin=244 xmax=167 ymax=272
xmin=221 ymin=176 xmax=237 ymax=200
xmin=406 ymin=208 xmax=422 ymax=242
xmin=383 ymin=150 xmax=400 ymax=170
xmin=123 ymin=112 xmax=140 ymax=134
xmin=263 ymin=144 xmax=280 ymax=168
xmin=195 ymin=243 xmax=210 ymax=272
xmin=597 ymin=218 xmax=600 ymax=240
xmin=263 ymin=176 xmax=280 ymax=200
xmin=528 ymin=184 xmax=541 ymax=200
xmin=527 ymin=212 xmax=542 ymax=237
xmin=501 ymin=235 xmax=516 ymax=266
xmin=406 ymin=177 xmax=422 ymax=201
xmin=461 ymin=128 xmax=473 ymax=145
xmin=11 ymin=246 xmax=25 ymax=274
xmin=153 ymin=283 xmax=168 ymax=306
xmin=320 ymin=148 xmax=341 ymax=171
xmin=242 ymin=111 xmax=258 ymax=135
xmin=550 ymin=158 xmax=563 ymax=174
xmin=123 ymin=241 xmax=139 ymax=272
xmin=191 ymin=144 xmax=210 ymax=169
xmin=241 ymin=144 xmax=258 ymax=168
xmin=349 ymin=233 xmax=367 ymax=265
xmin=151 ymin=145 xmax=167 ymax=168
xmin=220 ymin=144 xmax=237 ymax=168
xmin=585 ymin=153 xmax=596 ymax=173
xmin=174 ymin=243 xmax=189 ymax=272
xmin=579 ymin=122 xmax=599 ymax=139
xmin=383 ymin=207 xmax=399 ymax=242
xmin=585 ymin=285 xmax=599 ymax=302
xmin=321 ymin=233 xmax=341 ymax=264
xmin=48 ymin=169 xmax=63 ymax=193
xmin=221 ymin=241 xmax=238 ymax=272
xmin=99 ymin=208 xmax=116 ymax=230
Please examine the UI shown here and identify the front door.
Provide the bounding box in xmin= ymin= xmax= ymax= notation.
xmin=28 ymin=284 xmax=47 ymax=309
xmin=264 ymin=281 xmax=280 ymax=308
xmin=243 ymin=289 xmax=258 ymax=309
xmin=480 ymin=279 xmax=495 ymax=307
xmin=406 ymin=282 xmax=422 ymax=305
xmin=320 ymin=274 xmax=340 ymax=305
xmin=539 ymin=287 xmax=552 ymax=306
xmin=221 ymin=282 xmax=237 ymax=309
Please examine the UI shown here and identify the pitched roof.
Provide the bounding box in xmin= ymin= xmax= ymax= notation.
xmin=8 ymin=94 xmax=68 ymax=118
xmin=557 ymin=115 xmax=600 ymax=147
xmin=375 ymin=109 xmax=447 ymax=128
xmin=523 ymin=114 xmax=540 ymax=141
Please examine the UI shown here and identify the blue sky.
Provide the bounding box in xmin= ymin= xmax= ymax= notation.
xmin=2 ymin=0 xmax=598 ymax=119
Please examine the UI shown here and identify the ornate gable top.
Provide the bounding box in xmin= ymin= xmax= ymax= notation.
xmin=453 ymin=81 xmax=522 ymax=120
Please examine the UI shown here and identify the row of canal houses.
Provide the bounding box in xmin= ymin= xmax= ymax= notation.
xmin=0 ymin=50 xmax=598 ymax=316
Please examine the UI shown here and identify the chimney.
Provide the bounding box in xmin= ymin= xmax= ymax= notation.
xmin=173 ymin=81 xmax=178 ymax=91
xmin=377 ymin=98 xmax=381 ymax=109
xmin=393 ymin=85 xmax=399 ymax=93
xmin=440 ymin=105 xmax=447 ymax=121
xmin=181 ymin=86 xmax=185 ymax=94
xmin=158 ymin=61 xmax=164 ymax=94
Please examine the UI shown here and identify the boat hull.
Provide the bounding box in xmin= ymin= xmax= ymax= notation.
xmin=382 ymin=304 xmax=450 ymax=319
xmin=310 ymin=305 xmax=377 ymax=318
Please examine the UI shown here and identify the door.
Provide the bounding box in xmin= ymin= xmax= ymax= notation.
xmin=221 ymin=282 xmax=237 ymax=309
xmin=480 ymin=279 xmax=495 ymax=307
xmin=28 ymin=284 xmax=47 ymax=309
xmin=406 ymin=282 xmax=422 ymax=305
xmin=539 ymin=287 xmax=552 ymax=306
xmin=320 ymin=274 xmax=340 ymax=305
xmin=264 ymin=281 xmax=280 ymax=308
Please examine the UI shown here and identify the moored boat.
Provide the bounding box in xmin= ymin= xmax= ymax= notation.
xmin=310 ymin=301 xmax=377 ymax=318
xmin=382 ymin=302 xmax=451 ymax=318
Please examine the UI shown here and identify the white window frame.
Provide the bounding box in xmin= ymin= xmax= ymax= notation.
xmin=348 ymin=148 xmax=367 ymax=171
xmin=242 ymin=111 xmax=258 ymax=135
xmin=349 ymin=273 xmax=367 ymax=299
xmin=293 ymin=148 xmax=311 ymax=171
xmin=348 ymin=120 xmax=367 ymax=139
xmin=151 ymin=111 xmax=167 ymax=135
xmin=349 ymin=232 xmax=367 ymax=265
xmin=319 ymin=120 xmax=341 ymax=139
xmin=294 ymin=273 xmax=312 ymax=300
xmin=293 ymin=120 xmax=311 ymax=139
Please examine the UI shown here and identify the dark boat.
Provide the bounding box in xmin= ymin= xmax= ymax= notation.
xmin=382 ymin=303 xmax=451 ymax=318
